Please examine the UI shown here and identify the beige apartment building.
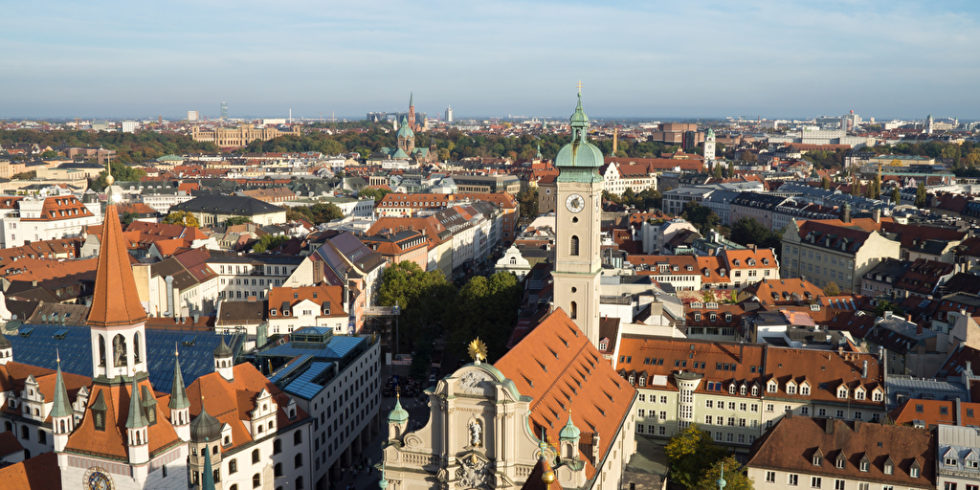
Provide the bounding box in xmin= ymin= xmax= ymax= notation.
xmin=614 ymin=337 xmax=887 ymax=451
xmin=191 ymin=124 xmax=301 ymax=148
xmin=781 ymin=217 xmax=900 ymax=292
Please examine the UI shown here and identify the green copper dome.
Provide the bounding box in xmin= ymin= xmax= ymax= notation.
xmin=559 ymin=413 xmax=580 ymax=440
xmin=388 ymin=394 xmax=409 ymax=424
xmin=556 ymin=90 xmax=603 ymax=181
xmin=397 ymin=116 xmax=414 ymax=139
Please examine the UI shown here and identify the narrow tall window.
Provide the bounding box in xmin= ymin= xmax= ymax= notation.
xmin=570 ymin=301 xmax=578 ymax=320
xmin=570 ymin=235 xmax=580 ymax=256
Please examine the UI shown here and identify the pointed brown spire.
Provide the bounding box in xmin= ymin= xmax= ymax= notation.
xmin=87 ymin=204 xmax=146 ymax=327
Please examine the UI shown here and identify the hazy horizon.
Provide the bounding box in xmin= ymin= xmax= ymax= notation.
xmin=2 ymin=1 xmax=979 ymax=120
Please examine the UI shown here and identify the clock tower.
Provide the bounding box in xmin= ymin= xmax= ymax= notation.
xmin=553 ymin=89 xmax=603 ymax=346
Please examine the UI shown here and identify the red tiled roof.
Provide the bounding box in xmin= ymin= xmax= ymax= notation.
xmin=0 ymin=452 xmax=60 ymax=489
xmin=890 ymin=398 xmax=980 ymax=427
xmin=87 ymin=205 xmax=147 ymax=327
xmin=495 ymin=308 xmax=636 ymax=480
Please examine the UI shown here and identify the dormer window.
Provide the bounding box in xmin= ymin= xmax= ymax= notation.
xmin=812 ymin=450 xmax=822 ymax=466
xmin=855 ymin=388 xmax=865 ymax=400
xmin=767 ymin=381 xmax=778 ymax=393
xmin=800 ymin=383 xmax=810 ymax=396
xmin=786 ymin=384 xmax=796 ymax=395
xmin=859 ymin=456 xmax=870 ymax=472
xmin=739 ymin=385 xmax=747 ymax=395
xmin=751 ymin=385 xmax=759 ymax=396
xmin=729 ymin=384 xmax=736 ymax=395
xmin=910 ymin=464 xmax=919 ymax=478
xmin=271 ymin=309 xmax=277 ymax=316
xmin=883 ymin=458 xmax=893 ymax=475
xmin=872 ymin=390 xmax=883 ymax=402
xmin=283 ymin=310 xmax=290 ymax=316
xmin=836 ymin=453 xmax=846 ymax=469
xmin=733 ymin=259 xmax=740 ymax=266
xmin=837 ymin=387 xmax=848 ymax=399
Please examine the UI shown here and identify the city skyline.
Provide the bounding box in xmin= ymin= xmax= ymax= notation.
xmin=2 ymin=1 xmax=979 ymax=119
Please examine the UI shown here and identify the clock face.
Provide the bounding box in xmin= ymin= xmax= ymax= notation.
xmin=85 ymin=468 xmax=113 ymax=490
xmin=565 ymin=194 xmax=585 ymax=213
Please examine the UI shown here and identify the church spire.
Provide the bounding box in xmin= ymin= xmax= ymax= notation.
xmin=169 ymin=345 xmax=189 ymax=410
xmin=201 ymin=447 xmax=216 ymax=490
xmin=50 ymin=350 xmax=73 ymax=419
xmin=87 ymin=203 xmax=146 ymax=327
xmin=125 ymin=377 xmax=148 ymax=429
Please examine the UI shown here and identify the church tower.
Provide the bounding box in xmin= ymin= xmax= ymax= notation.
xmin=553 ymin=89 xmax=603 ymax=346
xmin=408 ymin=92 xmax=416 ymax=131
xmin=87 ymin=201 xmax=149 ymax=381
xmin=704 ymin=128 xmax=716 ymax=163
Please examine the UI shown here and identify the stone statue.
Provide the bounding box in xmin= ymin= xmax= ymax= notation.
xmin=113 ymin=335 xmax=126 ymax=367
xmin=469 ymin=420 xmax=482 ymax=447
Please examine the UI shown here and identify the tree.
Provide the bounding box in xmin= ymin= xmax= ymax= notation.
xmin=162 ymin=211 xmax=199 ymax=228
xmin=730 ymin=217 xmax=781 ymax=250
xmin=286 ymin=203 xmax=344 ymax=224
xmin=665 ymin=424 xmax=724 ymax=489
xmin=358 ymin=187 xmax=389 ymax=203
xmin=694 ymin=456 xmax=754 ymax=490
xmin=891 ymin=186 xmax=901 ymax=204
xmin=378 ymin=262 xmax=457 ymax=357
xmin=681 ymin=202 xmax=720 ymax=235
xmin=447 ymin=272 xmax=521 ymax=360
xmin=873 ymin=300 xmax=904 ymax=317
xmin=915 ymin=182 xmax=928 ymax=207
xmin=516 ymin=187 xmax=538 ymax=220
xmin=225 ymin=216 xmax=252 ymax=226
xmin=872 ymin=171 xmax=882 ymax=199
xmin=822 ymin=281 xmax=841 ymax=296
xmin=251 ymin=234 xmax=287 ymax=253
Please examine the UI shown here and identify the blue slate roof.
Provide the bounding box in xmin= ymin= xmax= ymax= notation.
xmin=5 ymin=323 xmax=241 ymax=393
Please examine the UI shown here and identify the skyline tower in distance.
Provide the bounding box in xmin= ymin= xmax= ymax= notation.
xmin=220 ymin=101 xmax=229 ymax=120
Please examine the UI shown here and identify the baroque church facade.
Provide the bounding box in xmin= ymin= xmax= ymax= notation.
xmin=381 ymin=92 xmax=637 ymax=490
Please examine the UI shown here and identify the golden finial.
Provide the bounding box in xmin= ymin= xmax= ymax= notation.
xmin=467 ymin=338 xmax=488 ymax=364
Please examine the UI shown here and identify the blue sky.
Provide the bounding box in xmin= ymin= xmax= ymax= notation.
xmin=1 ymin=1 xmax=978 ymax=120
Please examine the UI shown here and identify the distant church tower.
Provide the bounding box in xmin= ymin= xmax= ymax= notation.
xmin=704 ymin=128 xmax=716 ymax=163
xmin=553 ymin=89 xmax=603 ymax=346
xmin=408 ymin=92 xmax=416 ymax=131
xmin=926 ymin=114 xmax=934 ymax=135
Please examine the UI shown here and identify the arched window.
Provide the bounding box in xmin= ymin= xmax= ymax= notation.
xmin=98 ymin=335 xmax=107 ymax=367
xmin=252 ymin=474 xmax=261 ymax=488
xmin=252 ymin=449 xmax=260 ymax=463
xmin=570 ymin=235 xmax=580 ymax=256
xmin=133 ymin=332 xmax=141 ymax=363
xmin=112 ymin=334 xmax=127 ymax=367
xmin=570 ymin=301 xmax=578 ymax=320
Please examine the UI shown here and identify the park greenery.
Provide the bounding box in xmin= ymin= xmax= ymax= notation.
xmin=225 ymin=216 xmax=253 ymax=226
xmin=377 ymin=262 xmax=521 ymax=379
xmin=357 ymin=187 xmax=389 ymax=203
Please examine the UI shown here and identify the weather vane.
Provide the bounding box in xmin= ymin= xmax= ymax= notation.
xmin=468 ymin=338 xmax=488 ymax=364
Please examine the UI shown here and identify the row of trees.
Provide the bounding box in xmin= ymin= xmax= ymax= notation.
xmin=376 ymin=262 xmax=522 ymax=378
xmin=0 ymin=129 xmax=216 ymax=163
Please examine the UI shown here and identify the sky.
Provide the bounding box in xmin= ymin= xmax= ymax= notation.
xmin=1 ymin=0 xmax=979 ymax=120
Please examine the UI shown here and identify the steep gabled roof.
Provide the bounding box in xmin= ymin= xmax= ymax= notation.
xmin=87 ymin=205 xmax=147 ymax=327
xmin=495 ymin=308 xmax=636 ymax=480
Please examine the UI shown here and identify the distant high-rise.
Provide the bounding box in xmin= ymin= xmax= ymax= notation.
xmin=187 ymin=110 xmax=199 ymax=122
xmin=220 ymin=101 xmax=229 ymax=120
xmin=926 ymin=114 xmax=934 ymax=134
xmin=445 ymin=105 xmax=453 ymax=123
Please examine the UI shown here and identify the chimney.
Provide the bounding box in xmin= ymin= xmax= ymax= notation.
xmin=872 ymin=208 xmax=881 ymax=223
xmin=955 ymin=398 xmax=962 ymax=426
xmin=841 ymin=203 xmax=851 ymax=223
xmin=862 ymin=360 xmax=868 ymax=379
